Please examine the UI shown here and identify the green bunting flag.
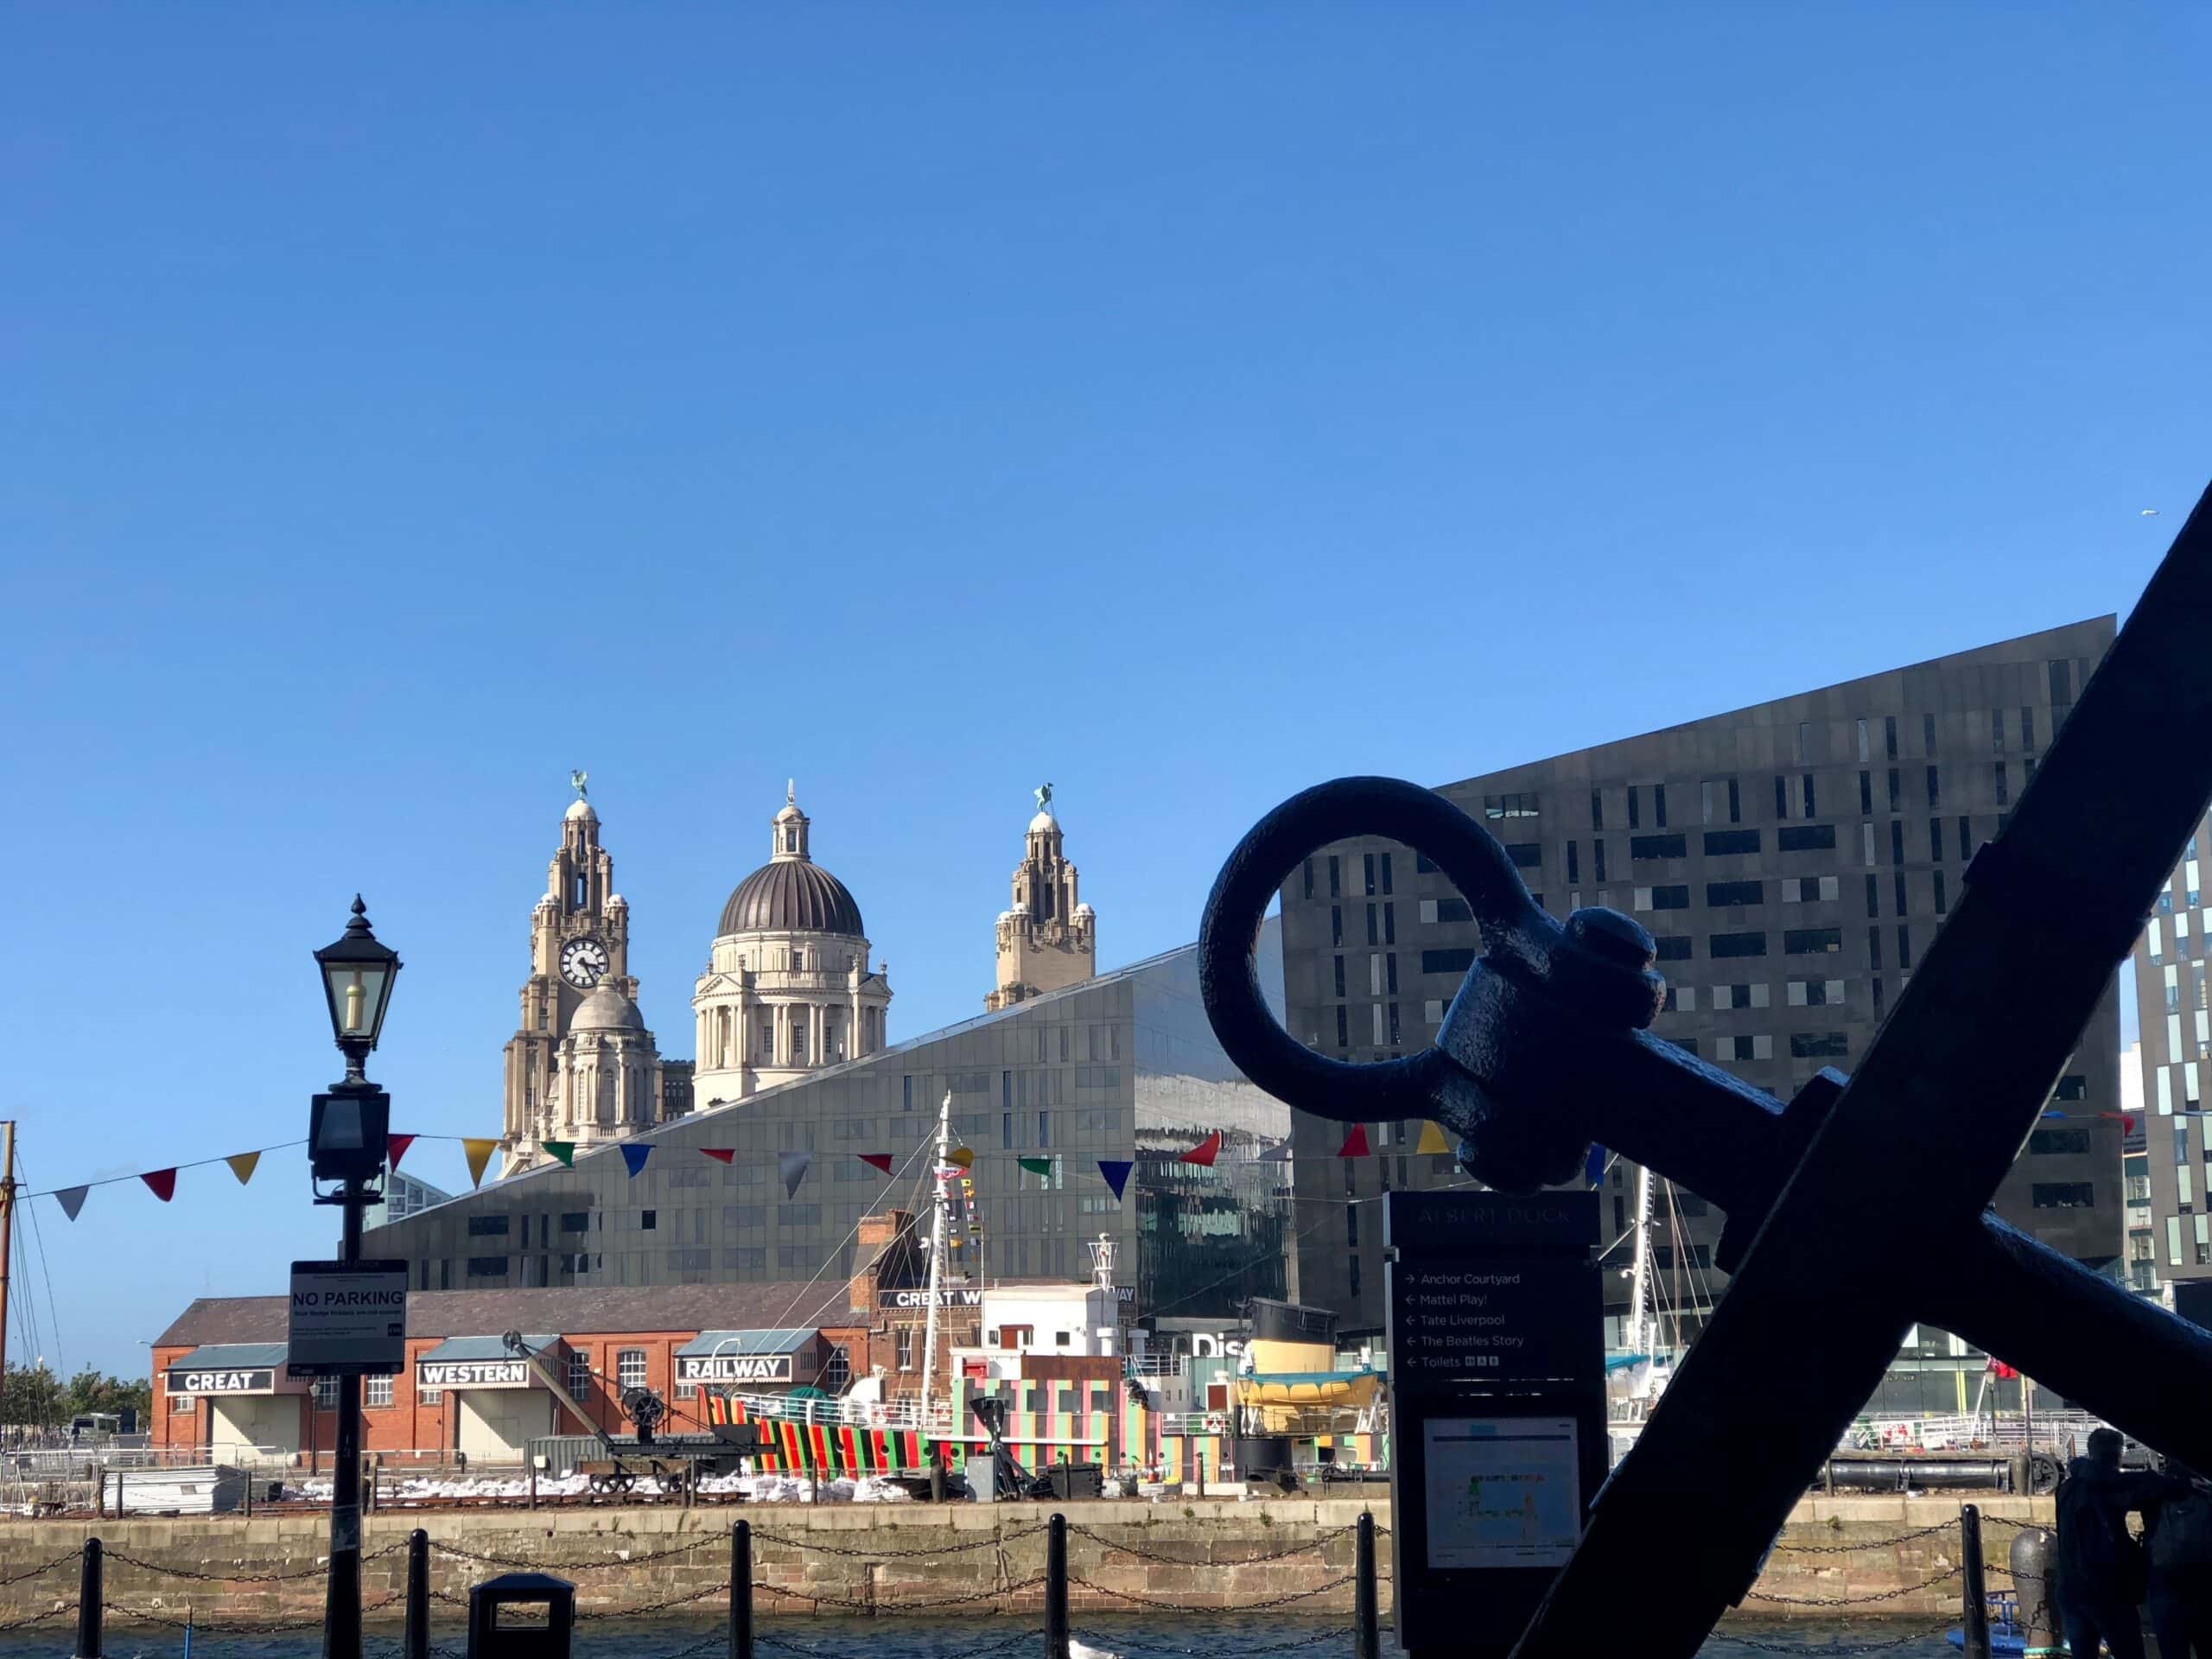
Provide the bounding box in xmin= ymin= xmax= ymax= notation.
xmin=544 ymin=1141 xmax=576 ymax=1167
xmin=1017 ymin=1156 xmax=1052 ymax=1178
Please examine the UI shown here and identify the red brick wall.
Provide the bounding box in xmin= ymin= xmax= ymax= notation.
xmin=155 ymin=1322 xmax=879 ymax=1465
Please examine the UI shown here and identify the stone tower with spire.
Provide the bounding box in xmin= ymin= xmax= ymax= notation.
xmin=987 ymin=785 xmax=1096 ymax=1010
xmin=502 ymin=779 xmax=665 ymax=1172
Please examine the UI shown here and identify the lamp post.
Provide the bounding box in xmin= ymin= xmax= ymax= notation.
xmin=310 ymin=897 xmax=400 ymax=1659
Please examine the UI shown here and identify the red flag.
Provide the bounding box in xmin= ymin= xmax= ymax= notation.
xmin=386 ymin=1133 xmax=417 ymax=1173
xmin=1183 ymin=1131 xmax=1222 ymax=1167
xmin=1337 ymin=1125 xmax=1371 ymax=1158
xmin=858 ymin=1154 xmax=894 ymax=1175
xmin=700 ymin=1148 xmax=735 ymax=1164
xmin=141 ymin=1168 xmax=178 ymax=1202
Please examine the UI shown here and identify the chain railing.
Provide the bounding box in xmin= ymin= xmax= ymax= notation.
xmin=11 ymin=1501 xmax=2044 ymax=1656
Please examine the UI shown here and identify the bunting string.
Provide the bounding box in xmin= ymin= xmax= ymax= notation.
xmin=18 ymin=1124 xmax=1318 ymax=1218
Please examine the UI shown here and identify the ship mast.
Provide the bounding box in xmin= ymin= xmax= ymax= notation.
xmin=917 ymin=1090 xmax=953 ymax=1423
xmin=1626 ymin=1160 xmax=1655 ymax=1371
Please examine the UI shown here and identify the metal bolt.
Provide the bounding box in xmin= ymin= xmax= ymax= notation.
xmin=1567 ymin=907 xmax=1655 ymax=969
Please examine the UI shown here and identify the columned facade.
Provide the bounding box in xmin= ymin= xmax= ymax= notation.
xmin=692 ymin=785 xmax=891 ymax=1107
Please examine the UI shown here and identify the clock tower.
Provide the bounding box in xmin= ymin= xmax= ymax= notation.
xmin=501 ymin=780 xmax=639 ymax=1167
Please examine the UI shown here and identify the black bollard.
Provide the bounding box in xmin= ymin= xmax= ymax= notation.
xmin=404 ymin=1528 xmax=429 ymax=1659
xmin=2010 ymin=1527 xmax=2060 ymax=1656
xmin=1046 ymin=1512 xmax=1069 ymax=1659
xmin=930 ymin=1440 xmax=946 ymax=1503
xmin=74 ymin=1536 xmax=101 ymax=1659
xmin=1354 ymin=1511 xmax=1380 ymax=1659
xmin=730 ymin=1519 xmax=753 ymax=1659
xmin=1958 ymin=1506 xmax=1988 ymax=1659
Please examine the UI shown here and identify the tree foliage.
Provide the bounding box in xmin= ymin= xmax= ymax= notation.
xmin=2 ymin=1363 xmax=151 ymax=1428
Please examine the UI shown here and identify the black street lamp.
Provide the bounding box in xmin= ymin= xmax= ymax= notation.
xmin=308 ymin=896 xmax=401 ymax=1659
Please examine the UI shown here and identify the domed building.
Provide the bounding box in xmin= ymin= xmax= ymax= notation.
xmin=554 ymin=983 xmax=664 ymax=1147
xmin=692 ymin=785 xmax=892 ymax=1103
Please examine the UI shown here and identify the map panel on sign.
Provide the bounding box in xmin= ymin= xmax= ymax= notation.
xmin=1421 ymin=1416 xmax=1581 ymax=1570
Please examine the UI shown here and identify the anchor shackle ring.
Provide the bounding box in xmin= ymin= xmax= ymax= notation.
xmin=1198 ymin=775 xmax=1665 ymax=1137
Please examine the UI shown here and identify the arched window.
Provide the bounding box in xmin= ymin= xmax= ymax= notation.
xmin=785 ymin=828 xmax=798 ymax=853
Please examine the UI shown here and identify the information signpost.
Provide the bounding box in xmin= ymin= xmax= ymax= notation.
xmin=1384 ymin=1190 xmax=1605 ymax=1659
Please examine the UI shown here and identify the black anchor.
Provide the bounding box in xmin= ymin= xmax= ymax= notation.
xmin=1199 ymin=482 xmax=2212 ymax=1655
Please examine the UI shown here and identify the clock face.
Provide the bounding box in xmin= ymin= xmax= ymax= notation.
xmin=560 ymin=937 xmax=609 ymax=989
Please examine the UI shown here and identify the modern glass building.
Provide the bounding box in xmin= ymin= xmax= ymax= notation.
xmin=1276 ymin=618 xmax=2125 ymax=1363
xmin=365 ymin=926 xmax=1292 ymax=1326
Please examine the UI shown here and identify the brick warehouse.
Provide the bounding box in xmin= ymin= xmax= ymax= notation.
xmin=152 ymin=1281 xmax=875 ymax=1465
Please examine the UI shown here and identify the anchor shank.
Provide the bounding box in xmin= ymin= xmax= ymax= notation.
xmin=1934 ymin=1215 xmax=2212 ymax=1471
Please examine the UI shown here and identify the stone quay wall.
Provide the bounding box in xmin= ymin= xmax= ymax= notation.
xmin=0 ymin=1493 xmax=2050 ymax=1629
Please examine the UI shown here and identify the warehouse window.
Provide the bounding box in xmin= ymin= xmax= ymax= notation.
xmin=568 ymin=1351 xmax=593 ymax=1398
xmin=617 ymin=1350 xmax=648 ymax=1389
xmin=365 ymin=1376 xmax=394 ymax=1408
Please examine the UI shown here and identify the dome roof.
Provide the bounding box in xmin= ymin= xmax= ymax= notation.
xmin=566 ymin=798 xmax=597 ymax=822
xmin=1028 ymin=809 xmax=1058 ymax=833
xmin=720 ymin=860 xmax=866 ymax=938
xmin=572 ymin=985 xmax=645 ymax=1032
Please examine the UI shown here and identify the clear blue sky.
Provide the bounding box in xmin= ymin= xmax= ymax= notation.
xmin=3 ymin=6 xmax=2204 ymax=1377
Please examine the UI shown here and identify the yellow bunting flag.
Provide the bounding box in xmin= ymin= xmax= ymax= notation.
xmin=462 ymin=1138 xmax=500 ymax=1188
xmin=226 ymin=1151 xmax=263 ymax=1185
xmin=1415 ymin=1121 xmax=1452 ymax=1156
xmin=944 ymin=1147 xmax=975 ymax=1168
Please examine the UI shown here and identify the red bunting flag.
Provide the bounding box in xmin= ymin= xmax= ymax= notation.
xmin=141 ymin=1168 xmax=178 ymax=1202
xmin=2100 ymin=1112 xmax=2138 ymax=1135
xmin=1337 ymin=1125 xmax=1370 ymax=1158
xmin=700 ymin=1148 xmax=735 ymax=1164
xmin=858 ymin=1154 xmax=894 ymax=1175
xmin=387 ymin=1133 xmax=416 ymax=1173
xmin=1183 ymin=1131 xmax=1222 ymax=1167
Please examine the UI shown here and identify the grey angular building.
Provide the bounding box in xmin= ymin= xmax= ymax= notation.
xmin=365 ymin=927 xmax=1292 ymax=1326
xmin=1276 ymin=618 xmax=2124 ymax=1375
xmin=2126 ymin=817 xmax=2212 ymax=1300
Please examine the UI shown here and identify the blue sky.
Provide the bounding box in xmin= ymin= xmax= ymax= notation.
xmin=3 ymin=6 xmax=2205 ymax=1376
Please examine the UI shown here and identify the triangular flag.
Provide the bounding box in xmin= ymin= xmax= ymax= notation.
xmin=462 ymin=1138 xmax=499 ymax=1188
xmin=544 ymin=1141 xmax=575 ymax=1168
xmin=621 ymin=1144 xmax=652 ymax=1178
xmin=944 ymin=1147 xmax=974 ymax=1169
xmin=700 ymin=1148 xmax=735 ymax=1164
xmin=1585 ymin=1144 xmax=1608 ymax=1188
xmin=1184 ymin=1132 xmax=1222 ymax=1167
xmin=1415 ymin=1121 xmax=1452 ymax=1156
xmin=54 ymin=1187 xmax=87 ymax=1222
xmin=779 ymin=1149 xmax=812 ymax=1197
xmin=141 ymin=1168 xmax=178 ymax=1202
xmin=858 ymin=1154 xmax=893 ymax=1175
xmin=1018 ymin=1156 xmax=1052 ymax=1178
xmin=226 ymin=1151 xmax=263 ymax=1185
xmin=1336 ymin=1126 xmax=1370 ymax=1159
xmin=386 ymin=1134 xmax=416 ymax=1174
xmin=1097 ymin=1160 xmax=1133 ymax=1201
xmin=1255 ymin=1141 xmax=1293 ymax=1163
